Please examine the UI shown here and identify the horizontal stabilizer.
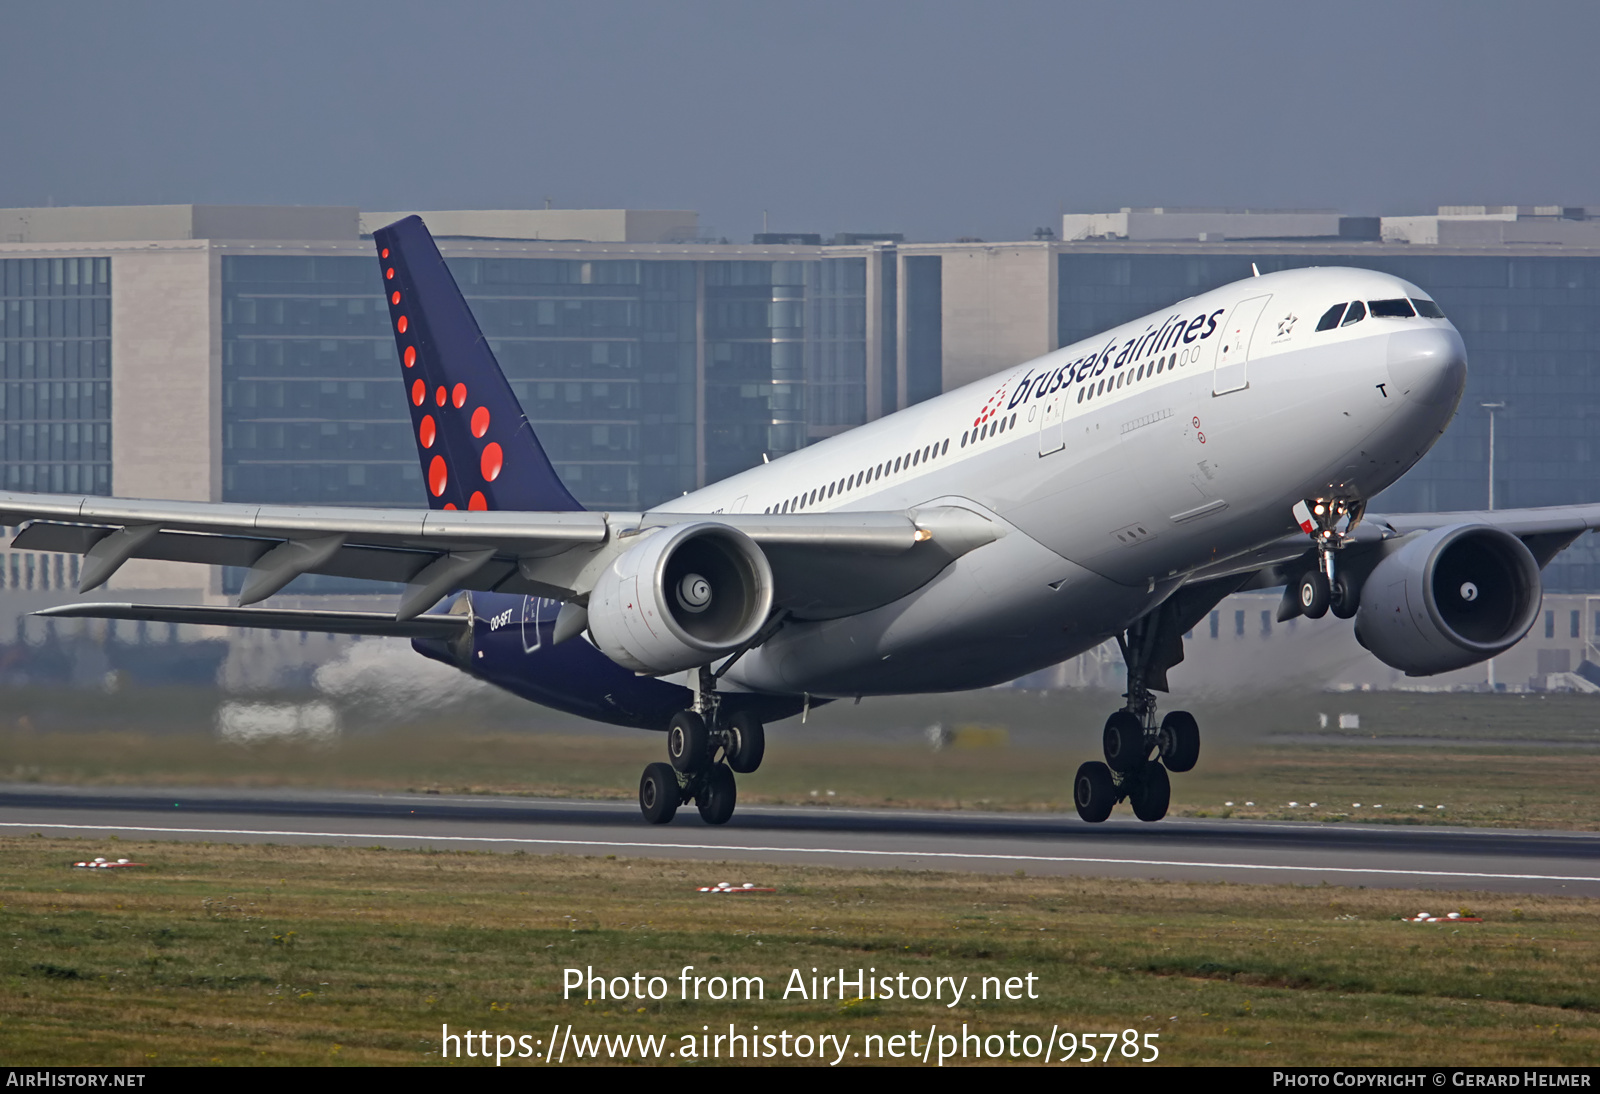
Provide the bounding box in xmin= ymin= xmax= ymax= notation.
xmin=34 ymin=603 xmax=469 ymax=639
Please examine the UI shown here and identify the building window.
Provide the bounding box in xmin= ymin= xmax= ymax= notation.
xmin=1234 ymin=610 xmax=1245 ymax=637
xmin=1545 ymin=610 xmax=1555 ymax=639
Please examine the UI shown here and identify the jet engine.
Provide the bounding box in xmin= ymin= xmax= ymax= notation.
xmin=587 ymin=522 xmax=774 ymax=674
xmin=1353 ymin=524 xmax=1542 ymax=676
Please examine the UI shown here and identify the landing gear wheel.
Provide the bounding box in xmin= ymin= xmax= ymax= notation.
xmin=667 ymin=710 xmax=710 ymax=773
xmin=1074 ymin=761 xmax=1116 ymax=823
xmin=639 ymin=762 xmax=680 ymax=825
xmin=1298 ymin=570 xmax=1330 ymax=619
xmin=1128 ymin=763 xmax=1171 ymax=823
xmin=1330 ymin=568 xmax=1360 ymax=619
xmin=696 ymin=763 xmax=737 ymax=825
xmin=1102 ymin=710 xmax=1146 ymax=773
xmin=725 ymin=711 xmax=765 ymax=774
xmin=1157 ymin=710 xmax=1200 ymax=773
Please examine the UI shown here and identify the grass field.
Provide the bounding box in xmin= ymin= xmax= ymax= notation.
xmin=4 ymin=686 xmax=1599 ymax=828
xmin=1 ymin=837 xmax=1597 ymax=1066
xmin=4 ymin=687 xmax=1599 ymax=1065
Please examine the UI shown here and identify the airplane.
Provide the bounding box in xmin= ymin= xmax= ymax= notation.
xmin=6 ymin=216 xmax=1599 ymax=828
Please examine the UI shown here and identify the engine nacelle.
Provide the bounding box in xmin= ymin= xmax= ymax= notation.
xmin=1353 ymin=524 xmax=1541 ymax=676
xmin=587 ymin=522 xmax=774 ymax=674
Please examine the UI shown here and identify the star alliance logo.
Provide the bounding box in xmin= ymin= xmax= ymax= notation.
xmin=1277 ymin=313 xmax=1298 ymax=336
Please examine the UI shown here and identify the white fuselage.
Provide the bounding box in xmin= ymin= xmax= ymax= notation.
xmin=654 ymin=267 xmax=1467 ymax=696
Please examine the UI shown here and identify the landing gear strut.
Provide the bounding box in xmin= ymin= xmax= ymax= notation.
xmin=638 ymin=666 xmax=765 ymax=825
xmin=1292 ymin=498 xmax=1364 ymax=620
xmin=1074 ymin=604 xmax=1202 ymax=824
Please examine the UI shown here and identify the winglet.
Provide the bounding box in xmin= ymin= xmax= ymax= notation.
xmin=374 ymin=216 xmax=585 ymax=513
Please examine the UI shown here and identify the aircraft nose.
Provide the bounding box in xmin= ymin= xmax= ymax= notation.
xmin=1386 ymin=327 xmax=1467 ymax=407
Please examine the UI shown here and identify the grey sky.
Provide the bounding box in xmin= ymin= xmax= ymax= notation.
xmin=3 ymin=1 xmax=1596 ymax=242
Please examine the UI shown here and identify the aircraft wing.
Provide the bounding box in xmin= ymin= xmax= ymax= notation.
xmin=0 ymin=489 xmax=999 ymax=622
xmin=32 ymin=602 xmax=471 ymax=638
xmin=1185 ymin=502 xmax=1600 ymax=588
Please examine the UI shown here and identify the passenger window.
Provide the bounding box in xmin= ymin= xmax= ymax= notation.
xmin=1341 ymin=301 xmax=1367 ymax=326
xmin=1316 ymin=303 xmax=1348 ymax=331
xmin=1369 ymin=298 xmax=1415 ymax=318
xmin=1411 ymin=298 xmax=1446 ymax=319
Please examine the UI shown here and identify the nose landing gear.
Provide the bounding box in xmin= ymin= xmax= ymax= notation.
xmin=639 ymin=667 xmax=765 ymax=825
xmin=1290 ymin=498 xmax=1364 ymax=620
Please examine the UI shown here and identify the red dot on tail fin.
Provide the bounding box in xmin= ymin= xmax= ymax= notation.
xmin=428 ymin=456 xmax=448 ymax=496
xmin=481 ymin=442 xmax=503 ymax=482
xmin=471 ymin=406 xmax=489 ymax=437
xmin=469 ymin=491 xmax=488 ymax=510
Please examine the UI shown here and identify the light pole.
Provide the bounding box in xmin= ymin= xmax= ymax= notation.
xmin=1481 ymin=401 xmax=1506 ymax=690
xmin=1482 ymin=401 xmax=1505 ymax=510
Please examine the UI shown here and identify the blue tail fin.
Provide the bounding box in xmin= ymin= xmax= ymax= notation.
xmin=374 ymin=216 xmax=584 ymax=513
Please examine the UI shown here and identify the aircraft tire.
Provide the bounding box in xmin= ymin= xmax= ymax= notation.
xmin=696 ymin=763 xmax=737 ymax=825
xmin=1102 ymin=710 xmax=1145 ymax=773
xmin=1330 ymin=568 xmax=1361 ymax=619
xmin=1129 ymin=763 xmax=1171 ymax=823
xmin=1157 ymin=710 xmax=1200 ymax=773
xmin=1298 ymin=571 xmax=1330 ymax=619
xmin=725 ymin=711 xmax=765 ymax=774
xmin=639 ymin=763 xmax=680 ymax=825
xmin=667 ymin=710 xmax=710 ymax=773
xmin=1074 ymin=761 xmax=1116 ymax=823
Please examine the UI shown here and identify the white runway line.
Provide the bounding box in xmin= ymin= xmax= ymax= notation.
xmin=2 ymin=820 xmax=1596 ymax=884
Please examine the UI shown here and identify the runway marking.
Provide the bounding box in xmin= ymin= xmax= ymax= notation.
xmin=3 ymin=820 xmax=1597 ymax=884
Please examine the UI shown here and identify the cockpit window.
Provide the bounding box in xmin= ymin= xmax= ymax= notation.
xmin=1411 ymin=297 xmax=1446 ymax=319
xmin=1316 ymin=303 xmax=1347 ymax=331
xmin=1369 ymin=298 xmax=1416 ymax=318
xmin=1340 ymin=300 xmax=1367 ymax=326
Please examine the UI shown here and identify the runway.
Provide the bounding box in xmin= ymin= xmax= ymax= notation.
xmin=2 ymin=783 xmax=1598 ymax=895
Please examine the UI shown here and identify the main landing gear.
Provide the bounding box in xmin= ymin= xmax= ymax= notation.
xmin=638 ymin=668 xmax=765 ymax=825
xmin=1289 ymin=497 xmax=1364 ymax=621
xmin=1074 ymin=610 xmax=1202 ymax=824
